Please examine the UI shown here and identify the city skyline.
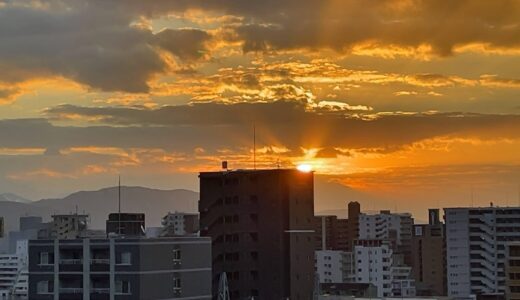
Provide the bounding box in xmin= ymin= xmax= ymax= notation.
xmin=0 ymin=1 xmax=519 ymax=219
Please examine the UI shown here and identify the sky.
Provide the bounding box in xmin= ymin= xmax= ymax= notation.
xmin=0 ymin=0 xmax=519 ymax=220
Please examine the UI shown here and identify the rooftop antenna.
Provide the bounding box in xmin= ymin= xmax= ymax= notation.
xmin=118 ymin=175 xmax=121 ymax=235
xmin=471 ymin=185 xmax=474 ymax=207
xmin=253 ymin=123 xmax=256 ymax=170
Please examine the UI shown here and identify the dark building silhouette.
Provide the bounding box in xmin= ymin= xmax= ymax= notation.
xmin=346 ymin=201 xmax=360 ymax=250
xmin=314 ymin=202 xmax=360 ymax=251
xmin=314 ymin=216 xmax=347 ymax=250
xmin=199 ymin=169 xmax=315 ymax=300
xmin=106 ymin=213 xmax=145 ymax=237
xmin=411 ymin=208 xmax=447 ymax=296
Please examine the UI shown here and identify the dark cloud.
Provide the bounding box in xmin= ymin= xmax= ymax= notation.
xmin=0 ymin=1 xmax=211 ymax=92
xmin=42 ymin=101 xmax=520 ymax=152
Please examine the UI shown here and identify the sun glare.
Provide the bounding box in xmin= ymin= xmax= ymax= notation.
xmin=296 ymin=164 xmax=313 ymax=172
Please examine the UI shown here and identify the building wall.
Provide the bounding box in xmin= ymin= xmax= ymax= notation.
xmin=445 ymin=208 xmax=472 ymax=298
xmin=506 ymin=243 xmax=520 ymax=300
xmin=411 ymin=223 xmax=447 ymax=296
xmin=359 ymin=211 xmax=414 ymax=266
xmin=316 ymin=250 xmax=353 ymax=284
xmin=28 ymin=237 xmax=211 ymax=300
xmin=353 ymin=243 xmax=393 ymax=298
xmin=199 ymin=169 xmax=315 ymax=300
xmin=445 ymin=207 xmax=520 ymax=298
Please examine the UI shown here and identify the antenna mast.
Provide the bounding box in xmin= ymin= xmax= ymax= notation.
xmin=118 ymin=175 xmax=121 ymax=235
xmin=253 ymin=123 xmax=256 ymax=170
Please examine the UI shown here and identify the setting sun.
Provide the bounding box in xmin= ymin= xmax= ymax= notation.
xmin=297 ymin=164 xmax=313 ymax=172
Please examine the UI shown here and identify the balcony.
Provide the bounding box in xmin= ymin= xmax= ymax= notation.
xmin=60 ymin=287 xmax=83 ymax=294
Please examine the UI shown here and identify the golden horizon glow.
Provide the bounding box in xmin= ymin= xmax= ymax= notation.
xmin=296 ymin=164 xmax=313 ymax=173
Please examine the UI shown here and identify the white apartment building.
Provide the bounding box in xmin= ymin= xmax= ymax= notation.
xmin=161 ymin=212 xmax=199 ymax=236
xmin=0 ymin=241 xmax=28 ymax=300
xmin=445 ymin=207 xmax=520 ymax=299
xmin=353 ymin=242 xmax=394 ymax=297
xmin=359 ymin=210 xmax=413 ymax=247
xmin=315 ymin=250 xmax=354 ymax=283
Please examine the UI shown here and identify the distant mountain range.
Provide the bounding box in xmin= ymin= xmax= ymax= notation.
xmin=0 ymin=186 xmax=199 ymax=234
xmin=0 ymin=193 xmax=31 ymax=204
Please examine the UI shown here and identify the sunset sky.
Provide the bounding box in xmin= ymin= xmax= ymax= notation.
xmin=0 ymin=0 xmax=519 ymax=219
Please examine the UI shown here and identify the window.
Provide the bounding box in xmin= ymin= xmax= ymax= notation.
xmin=173 ymin=249 xmax=181 ymax=263
xmin=37 ymin=281 xmax=53 ymax=294
xmin=39 ymin=252 xmax=52 ymax=265
xmin=173 ymin=277 xmax=181 ymax=293
xmin=115 ymin=280 xmax=131 ymax=294
xmin=117 ymin=252 xmax=131 ymax=265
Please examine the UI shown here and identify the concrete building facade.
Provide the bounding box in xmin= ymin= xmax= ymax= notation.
xmin=315 ymin=250 xmax=354 ymax=284
xmin=411 ymin=208 xmax=447 ymax=296
xmin=161 ymin=212 xmax=199 ymax=237
xmin=359 ymin=210 xmax=414 ymax=266
xmin=199 ymin=169 xmax=315 ymax=300
xmin=0 ymin=240 xmax=28 ymax=300
xmin=445 ymin=207 xmax=520 ymax=299
xmin=506 ymin=242 xmax=520 ymax=300
xmin=28 ymin=237 xmax=211 ymax=300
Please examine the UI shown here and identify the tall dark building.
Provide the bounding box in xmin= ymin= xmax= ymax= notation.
xmin=346 ymin=201 xmax=360 ymax=250
xmin=411 ymin=208 xmax=446 ymax=296
xmin=314 ymin=215 xmax=349 ymax=251
xmin=199 ymin=169 xmax=315 ymax=300
xmin=106 ymin=213 xmax=145 ymax=237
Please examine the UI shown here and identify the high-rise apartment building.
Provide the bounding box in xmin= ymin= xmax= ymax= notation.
xmin=28 ymin=237 xmax=211 ymax=300
xmin=314 ymin=201 xmax=360 ymax=252
xmin=352 ymin=241 xmax=394 ymax=298
xmin=315 ymin=250 xmax=354 ymax=283
xmin=411 ymin=208 xmax=446 ymax=296
xmin=359 ymin=210 xmax=414 ymax=266
xmin=314 ymin=216 xmax=343 ymax=251
xmin=346 ymin=201 xmax=360 ymax=250
xmin=0 ymin=217 xmax=4 ymax=238
xmin=445 ymin=207 xmax=520 ymax=299
xmin=352 ymin=240 xmax=416 ymax=298
xmin=0 ymin=240 xmax=28 ymax=299
xmin=199 ymin=169 xmax=315 ymax=300
xmin=506 ymin=242 xmax=520 ymax=300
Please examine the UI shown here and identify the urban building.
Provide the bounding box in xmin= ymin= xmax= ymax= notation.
xmin=315 ymin=250 xmax=354 ymax=283
xmin=28 ymin=237 xmax=211 ymax=300
xmin=8 ymin=216 xmax=47 ymax=253
xmin=359 ymin=210 xmax=414 ymax=266
xmin=506 ymin=242 xmax=520 ymax=300
xmin=345 ymin=201 xmax=361 ymax=251
xmin=199 ymin=168 xmax=315 ymax=300
xmin=314 ymin=216 xmax=344 ymax=251
xmin=411 ymin=208 xmax=447 ymax=296
xmin=106 ymin=213 xmax=145 ymax=237
xmin=319 ymin=282 xmax=377 ymax=298
xmin=391 ymin=254 xmax=416 ymax=297
xmin=352 ymin=240 xmax=416 ymax=298
xmin=0 ymin=240 xmax=28 ymax=300
xmin=161 ymin=212 xmax=199 ymax=236
xmin=352 ymin=241 xmax=394 ymax=298
xmin=0 ymin=217 xmax=3 ymax=238
xmin=314 ymin=201 xmax=360 ymax=252
xmin=445 ymin=207 xmax=520 ymax=299
xmin=37 ymin=214 xmax=89 ymax=240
